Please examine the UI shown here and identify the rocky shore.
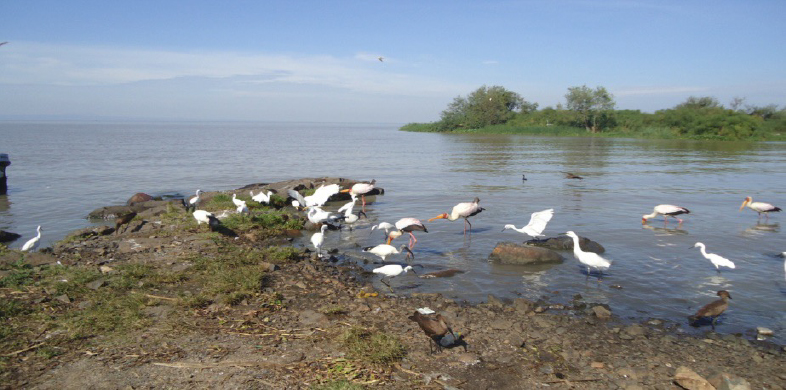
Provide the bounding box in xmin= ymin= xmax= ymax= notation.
xmin=1 ymin=178 xmax=784 ymax=389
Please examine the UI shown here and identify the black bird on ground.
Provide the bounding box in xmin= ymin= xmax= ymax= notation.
xmin=688 ymin=290 xmax=732 ymax=330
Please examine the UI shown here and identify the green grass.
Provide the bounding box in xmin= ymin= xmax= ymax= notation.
xmin=340 ymin=327 xmax=406 ymax=365
xmin=0 ymin=260 xmax=36 ymax=288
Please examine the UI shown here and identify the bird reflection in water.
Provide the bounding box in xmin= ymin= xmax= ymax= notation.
xmin=641 ymin=223 xmax=689 ymax=235
xmin=743 ymin=222 xmax=779 ymax=236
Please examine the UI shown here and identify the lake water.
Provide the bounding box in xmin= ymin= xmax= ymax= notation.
xmin=1 ymin=121 xmax=785 ymax=343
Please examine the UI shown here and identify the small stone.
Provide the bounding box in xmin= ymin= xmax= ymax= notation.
xmin=455 ymin=352 xmax=480 ymax=366
xmin=591 ymin=361 xmax=605 ymax=369
xmin=99 ymin=265 xmax=115 ymax=274
xmin=756 ymin=327 xmax=773 ymax=336
xmin=674 ymin=366 xmax=713 ymax=390
xmin=55 ymin=294 xmax=71 ymax=304
xmin=86 ymin=279 xmax=106 ymax=290
xmin=592 ymin=305 xmax=612 ymax=319
xmin=707 ymin=370 xmax=752 ymax=390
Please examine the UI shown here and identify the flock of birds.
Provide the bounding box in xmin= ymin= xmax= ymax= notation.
xmin=15 ymin=175 xmax=784 ymax=339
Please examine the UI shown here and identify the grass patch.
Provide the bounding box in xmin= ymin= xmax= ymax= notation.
xmin=220 ymin=210 xmax=304 ymax=233
xmin=61 ymin=292 xmax=149 ymax=337
xmin=320 ymin=305 xmax=348 ymax=316
xmin=260 ymin=246 xmax=302 ymax=264
xmin=0 ymin=299 xmax=30 ymax=320
xmin=0 ymin=260 xmax=36 ymax=288
xmin=340 ymin=327 xmax=406 ymax=365
xmin=184 ymin=247 xmax=275 ymax=306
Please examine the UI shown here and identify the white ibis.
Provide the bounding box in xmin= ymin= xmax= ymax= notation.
xmin=188 ymin=189 xmax=203 ymax=212
xmin=371 ymin=222 xmax=395 ymax=238
xmin=338 ymin=199 xmax=366 ymax=226
xmin=193 ymin=210 xmax=220 ymax=231
xmin=21 ymin=226 xmax=42 ymax=252
xmin=362 ymin=244 xmax=414 ymax=262
xmin=386 ymin=218 xmax=428 ymax=249
xmin=688 ymin=290 xmax=731 ymax=330
xmin=692 ymin=242 xmax=735 ymax=272
xmin=373 ymin=264 xmax=415 ymax=292
xmin=311 ymin=225 xmax=328 ymax=257
xmin=642 ymin=204 xmax=690 ymax=224
xmin=232 ymin=193 xmax=245 ymax=207
xmin=251 ymin=190 xmax=273 ymax=204
xmin=564 ymin=231 xmax=611 ymax=279
xmin=740 ymin=196 xmax=781 ymax=220
xmin=341 ymin=179 xmax=376 ymax=211
xmin=428 ymin=197 xmax=484 ymax=235
xmin=502 ymin=208 xmax=554 ymax=238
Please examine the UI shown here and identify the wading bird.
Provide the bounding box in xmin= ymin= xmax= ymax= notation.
xmin=642 ymin=204 xmax=690 ymax=224
xmin=740 ymin=196 xmax=781 ymax=221
xmin=193 ymin=210 xmax=220 ymax=231
xmin=428 ymin=197 xmax=484 ymax=235
xmin=232 ymin=193 xmax=245 ymax=207
xmin=502 ymin=208 xmax=554 ymax=238
xmin=370 ymin=222 xmax=395 ymax=238
xmin=114 ymin=212 xmax=137 ymax=234
xmin=187 ymin=189 xmax=203 ymax=212
xmin=691 ymin=242 xmax=735 ymax=272
xmin=372 ymin=264 xmax=415 ymax=292
xmin=251 ymin=190 xmax=273 ymax=204
xmin=688 ymin=290 xmax=732 ymax=330
xmin=408 ymin=310 xmax=464 ymax=353
xmin=337 ymin=199 xmax=366 ymax=227
xmin=311 ymin=225 xmax=328 ymax=257
xmin=236 ymin=201 xmax=249 ymax=215
xmin=386 ymin=218 xmax=428 ymax=249
xmin=362 ymin=243 xmax=414 ymax=262
xmin=21 ymin=226 xmax=42 ymax=252
xmin=563 ymin=172 xmax=583 ymax=180
xmin=341 ymin=179 xmax=376 ymax=211
xmin=288 ymin=184 xmax=340 ymax=209
xmin=563 ymin=231 xmax=611 ymax=279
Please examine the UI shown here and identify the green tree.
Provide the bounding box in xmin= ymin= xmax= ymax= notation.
xmin=439 ymin=85 xmax=524 ymax=130
xmin=675 ymin=96 xmax=721 ymax=110
xmin=564 ymin=85 xmax=615 ymax=133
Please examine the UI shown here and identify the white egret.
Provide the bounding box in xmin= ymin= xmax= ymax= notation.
xmin=21 ymin=226 xmax=42 ymax=252
xmin=236 ymin=201 xmax=249 ymax=215
xmin=371 ymin=222 xmax=395 ymax=238
xmin=386 ymin=218 xmax=428 ymax=249
xmin=251 ymin=190 xmax=273 ymax=204
xmin=362 ymin=244 xmax=414 ymax=262
xmin=232 ymin=193 xmax=245 ymax=207
xmin=502 ymin=208 xmax=554 ymax=238
xmin=188 ymin=189 xmax=203 ymax=212
xmin=311 ymin=225 xmax=328 ymax=257
xmin=193 ymin=210 xmax=220 ymax=231
xmin=428 ymin=197 xmax=484 ymax=235
xmin=288 ymin=184 xmax=340 ymax=209
xmin=373 ymin=264 xmax=415 ymax=292
xmin=642 ymin=204 xmax=690 ymax=224
xmin=564 ymin=231 xmax=611 ymax=279
xmin=692 ymin=242 xmax=735 ymax=272
xmin=740 ymin=196 xmax=781 ymax=220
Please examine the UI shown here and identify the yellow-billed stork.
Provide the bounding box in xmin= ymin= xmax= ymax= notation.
xmin=341 ymin=179 xmax=376 ymax=211
xmin=642 ymin=204 xmax=690 ymax=224
xmin=428 ymin=197 xmax=484 ymax=235
xmin=386 ymin=218 xmax=427 ymax=248
xmin=740 ymin=197 xmax=781 ymax=220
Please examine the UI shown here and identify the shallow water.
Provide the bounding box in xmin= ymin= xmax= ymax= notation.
xmin=1 ymin=121 xmax=785 ymax=343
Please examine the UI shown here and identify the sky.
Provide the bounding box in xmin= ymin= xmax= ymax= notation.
xmin=1 ymin=0 xmax=785 ymax=123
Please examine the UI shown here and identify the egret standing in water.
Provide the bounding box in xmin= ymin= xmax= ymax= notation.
xmin=691 ymin=242 xmax=735 ymax=272
xmin=21 ymin=226 xmax=42 ymax=252
xmin=563 ymin=231 xmax=611 ymax=279
xmin=502 ymin=208 xmax=554 ymax=238
xmin=373 ymin=264 xmax=415 ymax=292
xmin=642 ymin=204 xmax=690 ymax=225
xmin=428 ymin=197 xmax=484 ymax=235
xmin=311 ymin=225 xmax=328 ymax=257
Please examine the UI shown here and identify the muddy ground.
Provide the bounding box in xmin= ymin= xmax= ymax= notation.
xmin=1 ymin=180 xmax=784 ymax=390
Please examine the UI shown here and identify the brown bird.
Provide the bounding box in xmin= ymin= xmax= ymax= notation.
xmin=408 ymin=310 xmax=462 ymax=353
xmin=688 ymin=290 xmax=732 ymax=330
xmin=114 ymin=211 xmax=137 ymax=234
xmin=563 ymin=172 xmax=583 ymax=180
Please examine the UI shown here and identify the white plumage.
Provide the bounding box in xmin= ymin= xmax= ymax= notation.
xmin=362 ymin=244 xmax=414 ymax=262
xmin=564 ymin=231 xmax=611 ymax=277
xmin=692 ymin=242 xmax=735 ymax=272
xmin=371 ymin=222 xmax=395 ymax=238
xmin=232 ymin=193 xmax=245 ymax=207
xmin=21 ymin=225 xmax=42 ymax=252
xmin=311 ymin=225 xmax=328 ymax=257
xmin=740 ymin=196 xmax=781 ymax=220
xmin=428 ymin=197 xmax=484 ymax=235
xmin=342 ymin=179 xmax=376 ymax=210
xmin=642 ymin=204 xmax=690 ymax=224
xmin=288 ymin=184 xmax=340 ymax=209
xmin=502 ymin=208 xmax=554 ymax=238
xmin=236 ymin=202 xmax=249 ymax=215
xmin=373 ymin=264 xmax=415 ymax=291
xmin=193 ymin=210 xmax=214 ymax=224
xmin=188 ymin=189 xmax=203 ymax=211
xmin=251 ymin=190 xmax=273 ymax=204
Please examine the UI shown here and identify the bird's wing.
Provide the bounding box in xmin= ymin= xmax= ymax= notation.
xmin=524 ymin=209 xmax=554 ymax=235
xmin=396 ymin=218 xmax=420 ymax=230
xmin=709 ymin=254 xmax=735 ymax=268
xmin=287 ymin=189 xmax=306 ymax=206
xmin=337 ymin=200 xmax=355 ymax=213
xmin=307 ymin=184 xmax=340 ymax=206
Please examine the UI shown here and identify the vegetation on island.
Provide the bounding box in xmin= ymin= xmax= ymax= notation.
xmin=401 ymin=85 xmax=786 ymax=141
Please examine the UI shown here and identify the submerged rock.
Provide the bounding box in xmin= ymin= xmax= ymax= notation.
xmin=526 ymin=235 xmax=605 ymax=254
xmin=0 ymin=230 xmax=21 ymax=243
xmin=488 ymin=242 xmax=563 ymax=265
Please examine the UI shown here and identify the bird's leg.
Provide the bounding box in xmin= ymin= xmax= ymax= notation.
xmin=711 ymin=317 xmax=717 ymax=331
xmin=361 ymin=195 xmax=367 ymax=212
xmin=409 ymin=233 xmax=417 ymax=249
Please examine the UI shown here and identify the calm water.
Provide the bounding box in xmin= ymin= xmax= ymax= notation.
xmin=1 ymin=121 xmax=785 ymax=343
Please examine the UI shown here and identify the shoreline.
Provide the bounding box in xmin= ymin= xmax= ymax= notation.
xmin=1 ymin=178 xmax=784 ymax=388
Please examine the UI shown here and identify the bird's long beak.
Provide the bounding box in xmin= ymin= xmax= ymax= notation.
xmin=404 ymin=246 xmax=415 ymax=260
xmin=739 ymin=199 xmax=748 ymax=211
xmin=386 ymin=236 xmax=392 ymax=245
xmin=339 ymin=189 xmax=351 ymax=193
xmin=428 ymin=213 xmax=448 ymax=222
xmin=641 ymin=217 xmax=647 ymax=225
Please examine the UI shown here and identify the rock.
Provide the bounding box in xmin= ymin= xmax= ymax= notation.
xmin=526 ymin=235 xmax=605 ymax=254
xmin=591 ymin=361 xmax=605 ymax=369
xmin=592 ymin=305 xmax=612 ymax=319
xmin=299 ymin=309 xmax=328 ymax=327
xmin=674 ymin=366 xmax=714 ymax=390
xmin=86 ymin=279 xmax=106 ymax=290
xmin=623 ymin=324 xmax=646 ymax=338
xmin=88 ymin=200 xmax=184 ymax=220
xmin=455 ymin=352 xmax=480 ymax=366
xmin=513 ymin=298 xmax=535 ymax=313
xmin=126 ymin=193 xmax=154 ymax=205
xmin=0 ymin=230 xmax=21 ymax=243
xmin=487 ymin=294 xmax=506 ymax=308
xmin=55 ymin=294 xmax=71 ymax=304
xmin=420 ymin=269 xmax=465 ymax=278
xmin=488 ymin=242 xmax=564 ymax=265
xmin=707 ymin=371 xmax=752 ymax=390
xmin=99 ymin=265 xmax=115 ymax=274
xmin=756 ymin=327 xmax=773 ymax=336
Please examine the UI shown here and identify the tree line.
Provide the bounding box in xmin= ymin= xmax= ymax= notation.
xmin=401 ymin=85 xmax=786 ymax=140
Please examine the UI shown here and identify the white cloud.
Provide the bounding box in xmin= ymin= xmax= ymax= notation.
xmin=614 ymin=86 xmax=707 ymax=97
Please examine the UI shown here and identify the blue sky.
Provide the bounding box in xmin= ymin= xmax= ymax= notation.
xmin=1 ymin=1 xmax=784 ymax=122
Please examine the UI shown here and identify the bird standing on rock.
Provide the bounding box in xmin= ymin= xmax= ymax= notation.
xmin=341 ymin=179 xmax=376 ymax=212
xmin=428 ymin=197 xmax=484 ymax=235
xmin=563 ymin=231 xmax=611 ymax=280
xmin=689 ymin=290 xmax=732 ymax=330
xmin=311 ymin=225 xmax=328 ymax=258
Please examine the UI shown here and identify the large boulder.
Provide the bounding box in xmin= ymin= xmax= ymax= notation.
xmin=0 ymin=230 xmax=21 ymax=243
xmin=126 ymin=192 xmax=154 ymax=205
xmin=88 ymin=200 xmax=184 ymax=220
xmin=488 ymin=242 xmax=563 ymax=265
xmin=526 ymin=235 xmax=605 ymax=254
